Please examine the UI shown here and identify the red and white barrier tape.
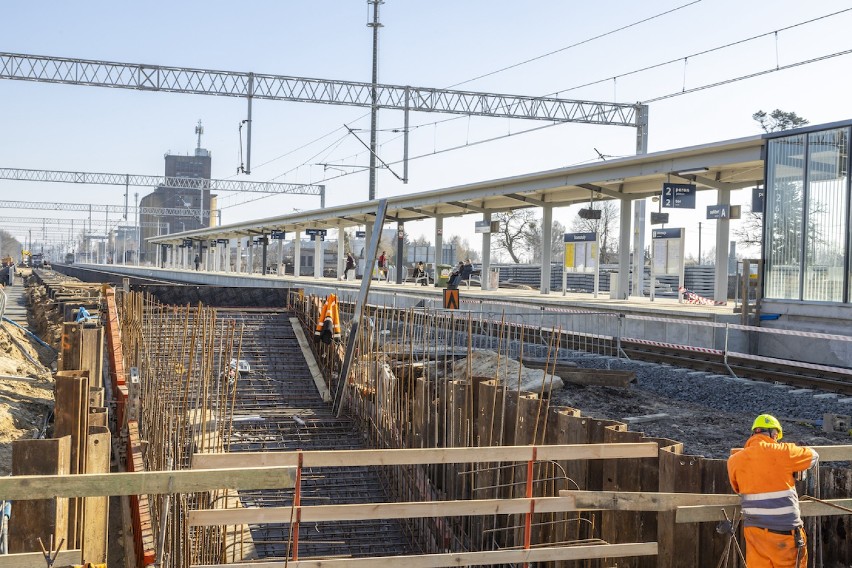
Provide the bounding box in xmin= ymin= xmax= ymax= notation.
xmin=678 ymin=287 xmax=727 ymax=306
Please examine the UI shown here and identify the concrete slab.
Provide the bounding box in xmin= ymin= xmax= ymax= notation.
xmin=788 ymin=389 xmax=814 ymax=395
xmin=813 ymin=393 xmax=839 ymax=399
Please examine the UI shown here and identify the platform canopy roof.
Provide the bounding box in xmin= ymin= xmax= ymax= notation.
xmin=149 ymin=133 xmax=764 ymax=244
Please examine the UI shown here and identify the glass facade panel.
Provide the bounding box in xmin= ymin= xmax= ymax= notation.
xmin=765 ymin=135 xmax=806 ymax=299
xmin=804 ymin=128 xmax=848 ymax=302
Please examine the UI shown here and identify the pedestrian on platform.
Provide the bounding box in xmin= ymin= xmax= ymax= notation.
xmin=378 ymin=251 xmax=387 ymax=280
xmin=727 ymin=414 xmax=818 ymax=567
xmin=345 ymin=252 xmax=356 ymax=281
xmin=194 ymin=254 xmax=201 ymax=271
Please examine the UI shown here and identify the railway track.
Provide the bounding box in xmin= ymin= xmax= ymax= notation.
xmin=620 ymin=339 xmax=852 ymax=396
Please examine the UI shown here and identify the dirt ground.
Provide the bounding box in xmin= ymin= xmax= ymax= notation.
xmin=0 ymin=277 xmax=56 ymax=475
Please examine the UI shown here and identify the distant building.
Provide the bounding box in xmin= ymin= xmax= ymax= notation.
xmin=139 ymin=123 xmax=216 ymax=263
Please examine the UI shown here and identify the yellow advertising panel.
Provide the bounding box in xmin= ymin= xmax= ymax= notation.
xmin=564 ymin=243 xmax=575 ymax=268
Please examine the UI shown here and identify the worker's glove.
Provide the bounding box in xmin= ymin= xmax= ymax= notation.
xmin=716 ymin=520 xmax=734 ymax=535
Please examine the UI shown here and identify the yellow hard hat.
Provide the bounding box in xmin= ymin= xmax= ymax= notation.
xmin=752 ymin=414 xmax=783 ymax=440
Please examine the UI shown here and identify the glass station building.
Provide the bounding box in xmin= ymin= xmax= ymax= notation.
xmin=764 ymin=121 xmax=850 ymax=303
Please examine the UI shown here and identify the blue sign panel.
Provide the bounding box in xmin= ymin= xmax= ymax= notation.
xmin=563 ymin=232 xmax=597 ymax=243
xmin=270 ymin=230 xmax=286 ymax=240
xmin=752 ymin=186 xmax=765 ymax=212
xmin=182 ymin=239 xmax=193 ymax=247
xmin=355 ymin=230 xmax=366 ymax=238
xmin=706 ymin=205 xmax=730 ymax=219
xmin=652 ymin=228 xmax=683 ymax=239
xmin=661 ymin=183 xmax=696 ymax=209
xmin=216 ymin=238 xmax=229 ymax=244
xmin=305 ymin=228 xmax=327 ymax=237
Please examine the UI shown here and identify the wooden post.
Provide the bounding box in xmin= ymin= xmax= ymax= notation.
xmin=9 ymin=437 xmax=71 ymax=553
xmin=82 ymin=426 xmax=110 ymax=564
xmin=60 ymin=322 xmax=82 ymax=371
xmin=54 ymin=370 xmax=90 ymax=550
xmin=657 ymin=445 xmax=700 ymax=568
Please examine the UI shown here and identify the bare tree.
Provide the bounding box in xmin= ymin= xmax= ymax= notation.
xmin=493 ymin=210 xmax=537 ymax=263
xmin=524 ymin=217 xmax=565 ymax=264
xmin=570 ymin=201 xmax=620 ymax=263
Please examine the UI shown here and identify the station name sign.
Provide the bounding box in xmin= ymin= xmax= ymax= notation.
xmin=305 ymin=228 xmax=327 ymax=237
xmin=564 ymin=232 xmax=597 ymax=243
xmin=652 ymin=228 xmax=683 ymax=239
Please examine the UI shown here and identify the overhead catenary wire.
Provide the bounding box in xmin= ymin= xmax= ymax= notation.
xmin=220 ymin=7 xmax=852 ymax=214
xmin=222 ymin=1 xmax=704 ymax=199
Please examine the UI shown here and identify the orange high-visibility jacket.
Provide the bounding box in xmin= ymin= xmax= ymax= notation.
xmin=727 ymin=434 xmax=818 ymax=531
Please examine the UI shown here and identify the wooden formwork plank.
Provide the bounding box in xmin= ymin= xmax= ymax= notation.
xmin=657 ymin=450 xmax=703 ymax=568
xmin=699 ymin=459 xmax=735 ymax=568
xmin=545 ymin=408 xmax=584 ymax=568
xmin=559 ymin=491 xmax=739 ymax=509
xmin=676 ymin=499 xmax=852 ymax=523
xmin=88 ymin=406 xmax=108 ymax=428
xmin=193 ymin=543 xmax=658 ymax=568
xmin=80 ymin=326 xmax=104 ymax=388
xmin=82 ymin=426 xmax=110 ymax=565
xmin=191 ymin=443 xmax=659 ymax=469
xmin=53 ymin=370 xmax=89 ymax=550
xmin=0 ymin=464 xmax=298 ymax=500
xmin=59 ymin=322 xmax=82 ymax=371
xmin=103 ymin=287 xmax=127 ymax=425
xmin=289 ymin=316 xmax=331 ymax=402
xmin=602 ymin=428 xmax=645 ymax=568
xmin=0 ymin=549 xmax=82 ymax=567
xmin=9 ymin=437 xmax=71 ymax=554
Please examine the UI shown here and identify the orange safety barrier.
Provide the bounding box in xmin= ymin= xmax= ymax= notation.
xmin=127 ymin=420 xmax=157 ymax=568
xmin=102 ymin=286 xmax=128 ymax=426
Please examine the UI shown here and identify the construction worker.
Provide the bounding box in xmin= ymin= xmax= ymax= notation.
xmin=727 ymin=414 xmax=818 ymax=567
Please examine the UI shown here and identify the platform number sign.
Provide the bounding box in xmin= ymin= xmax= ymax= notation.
xmin=752 ymin=187 xmax=765 ymax=213
xmin=661 ymin=183 xmax=696 ymax=209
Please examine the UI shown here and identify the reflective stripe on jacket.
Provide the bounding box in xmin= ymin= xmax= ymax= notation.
xmin=727 ymin=434 xmax=818 ymax=531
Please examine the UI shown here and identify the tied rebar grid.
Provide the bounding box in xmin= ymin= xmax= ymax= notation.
xmin=221 ymin=310 xmax=409 ymax=560
xmin=120 ymin=292 xmax=245 ymax=567
xmin=119 ymin=294 xmax=410 ymax=566
xmin=293 ymin=294 xmax=598 ymax=559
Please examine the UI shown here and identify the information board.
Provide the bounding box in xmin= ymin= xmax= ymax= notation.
xmin=270 ymin=230 xmax=286 ymax=240
xmin=752 ymin=187 xmax=765 ymax=213
xmin=706 ymin=204 xmax=730 ymax=219
xmin=650 ymin=228 xmax=685 ymax=303
xmin=661 ymin=183 xmax=696 ymax=209
xmin=563 ymin=232 xmax=599 ymax=298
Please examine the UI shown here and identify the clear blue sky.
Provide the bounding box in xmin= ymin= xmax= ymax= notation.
xmin=1 ymin=0 xmax=851 ymax=259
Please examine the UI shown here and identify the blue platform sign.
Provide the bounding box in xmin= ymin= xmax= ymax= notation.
xmin=305 ymin=228 xmax=327 ymax=237
xmin=752 ymin=186 xmax=765 ymax=212
xmin=355 ymin=230 xmax=366 ymax=238
xmin=652 ymin=228 xmax=683 ymax=239
xmin=564 ymin=232 xmax=597 ymax=243
xmin=706 ymin=204 xmax=730 ymax=219
xmin=182 ymin=239 xmax=193 ymax=247
xmin=216 ymin=238 xmax=229 ymax=244
xmin=270 ymin=230 xmax=286 ymax=240
xmin=661 ymin=183 xmax=696 ymax=209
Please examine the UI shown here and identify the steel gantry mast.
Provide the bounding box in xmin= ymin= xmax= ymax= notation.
xmin=0 ymin=167 xmax=324 ymax=200
xmin=0 ymin=52 xmax=643 ymax=126
xmin=0 ymin=199 xmax=214 ymax=218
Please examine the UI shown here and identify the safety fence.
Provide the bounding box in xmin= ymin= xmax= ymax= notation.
xmin=293 ymin=291 xmax=852 ymax=567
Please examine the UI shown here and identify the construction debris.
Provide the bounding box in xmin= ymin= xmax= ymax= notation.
xmin=450 ymin=350 xmax=564 ymax=393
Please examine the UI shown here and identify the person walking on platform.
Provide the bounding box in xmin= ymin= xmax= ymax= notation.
xmin=194 ymin=254 xmax=201 ymax=271
xmin=727 ymin=414 xmax=818 ymax=567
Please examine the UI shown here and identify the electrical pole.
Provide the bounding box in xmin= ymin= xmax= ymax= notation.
xmin=135 ymin=192 xmax=139 ymax=265
xmin=698 ymin=221 xmax=702 ymax=265
xmin=364 ymin=0 xmax=383 ymax=255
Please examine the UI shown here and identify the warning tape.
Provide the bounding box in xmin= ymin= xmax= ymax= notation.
xmin=678 ymin=286 xmax=727 ymax=306
xmin=623 ymin=337 xmax=724 ymax=356
xmin=728 ymin=351 xmax=852 ymax=376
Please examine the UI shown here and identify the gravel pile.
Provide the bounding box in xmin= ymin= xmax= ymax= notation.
xmin=548 ymin=352 xmax=851 ymax=459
